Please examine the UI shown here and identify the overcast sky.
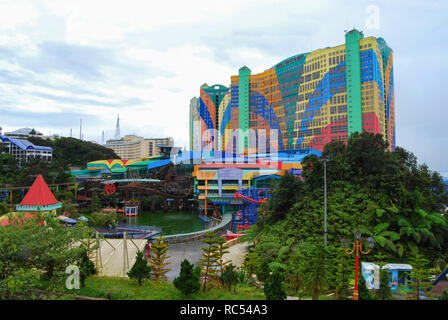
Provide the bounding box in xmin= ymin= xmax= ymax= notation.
xmin=0 ymin=0 xmax=447 ymax=176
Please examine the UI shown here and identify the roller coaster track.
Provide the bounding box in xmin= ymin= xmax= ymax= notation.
xmin=118 ymin=182 xmax=193 ymax=199
xmin=234 ymin=192 xmax=267 ymax=205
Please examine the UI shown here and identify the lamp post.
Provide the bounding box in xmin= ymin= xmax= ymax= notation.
xmin=319 ymin=157 xmax=329 ymax=247
xmin=341 ymin=230 xmax=375 ymax=300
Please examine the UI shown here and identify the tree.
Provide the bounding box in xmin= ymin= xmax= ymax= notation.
xmin=407 ymin=251 xmax=433 ymax=300
xmin=285 ymin=248 xmax=304 ymax=294
xmin=439 ymin=290 xmax=448 ymax=300
xmin=302 ymin=243 xmax=328 ymax=300
xmin=29 ymin=214 xmax=91 ymax=280
xmin=0 ymin=268 xmax=40 ymax=299
xmin=220 ymin=263 xmax=238 ymax=292
xmin=173 ymin=259 xmax=201 ymax=296
xmin=374 ymin=252 xmax=392 ymax=300
xmin=79 ymin=248 xmax=96 ymax=287
xmin=251 ymin=132 xmax=448 ymax=293
xmin=265 ymin=173 xmax=302 ymax=223
xmin=127 ymin=250 xmax=151 ymax=286
xmin=256 ymin=260 xmax=270 ymax=283
xmin=199 ymin=231 xmax=219 ymax=292
xmin=264 ymin=270 xmax=286 ymax=300
xmin=27 ymin=136 xmax=120 ymax=170
xmin=358 ymin=272 xmax=374 ymax=300
xmin=377 ymin=268 xmax=392 ymax=300
xmin=215 ymin=236 xmax=230 ymax=280
xmin=89 ymin=191 xmax=102 ymax=213
xmin=62 ymin=200 xmax=78 ymax=218
xmin=242 ymin=252 xmax=259 ymax=280
xmin=148 ymin=235 xmax=170 ymax=281
xmin=334 ymin=248 xmax=351 ymax=300
xmin=0 ymin=213 xmax=92 ymax=296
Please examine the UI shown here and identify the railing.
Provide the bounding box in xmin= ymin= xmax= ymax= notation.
xmin=164 ymin=213 xmax=233 ymax=244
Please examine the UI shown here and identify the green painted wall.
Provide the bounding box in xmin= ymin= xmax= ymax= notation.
xmin=238 ymin=66 xmax=251 ymax=153
xmin=345 ymin=29 xmax=364 ymax=135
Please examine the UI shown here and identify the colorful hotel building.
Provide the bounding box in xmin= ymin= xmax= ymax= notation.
xmin=190 ymin=29 xmax=395 ymax=154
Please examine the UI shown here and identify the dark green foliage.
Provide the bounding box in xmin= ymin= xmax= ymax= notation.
xmin=377 ymin=269 xmax=392 ymax=300
xmin=79 ymin=248 xmax=96 ymax=287
xmin=256 ymin=261 xmax=270 ymax=283
xmin=88 ymin=211 xmax=118 ymax=228
xmin=374 ymin=251 xmax=392 ymax=300
xmin=0 ymin=202 xmax=9 ymax=215
xmin=173 ymin=259 xmax=201 ymax=295
xmin=300 ymin=243 xmax=328 ymax=300
xmin=334 ymin=248 xmax=351 ymax=300
xmin=220 ymin=263 xmax=238 ymax=291
xmin=264 ymin=270 xmax=286 ymax=300
xmin=242 ymin=252 xmax=259 ymax=278
xmin=265 ymin=173 xmax=302 ymax=223
xmin=127 ymin=250 xmax=152 ymax=286
xmin=358 ymin=272 xmax=374 ymax=300
xmin=252 ymin=133 xmax=448 ymax=300
xmin=215 ymin=236 xmax=230 ymax=278
xmin=0 ymin=154 xmax=19 ymax=185
xmin=89 ymin=190 xmax=102 ymax=213
xmin=407 ymin=251 xmax=433 ymax=300
xmin=27 ymin=136 xmax=119 ymax=170
xmin=148 ymin=235 xmax=170 ymax=281
xmin=439 ymin=290 xmax=448 ymax=300
xmin=199 ymin=231 xmax=219 ymax=292
xmin=6 ymin=157 xmax=73 ymax=187
xmin=0 ymin=213 xmax=92 ymax=297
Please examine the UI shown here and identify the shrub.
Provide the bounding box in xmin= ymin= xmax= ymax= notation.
xmin=264 ymin=270 xmax=286 ymax=300
xmin=173 ymin=259 xmax=201 ymax=296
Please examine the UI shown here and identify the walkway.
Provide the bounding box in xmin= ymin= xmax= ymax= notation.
xmin=164 ymin=219 xmax=234 ymax=281
xmin=165 ymin=240 xmax=209 ymax=282
xmin=222 ymin=241 xmax=249 ymax=267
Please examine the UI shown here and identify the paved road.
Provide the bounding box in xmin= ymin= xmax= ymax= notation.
xmin=163 ymin=225 xmax=233 ymax=282
xmin=222 ymin=242 xmax=249 ymax=267
xmin=165 ymin=240 xmax=209 ymax=281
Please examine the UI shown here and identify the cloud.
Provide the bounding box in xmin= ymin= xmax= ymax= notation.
xmin=0 ymin=0 xmax=446 ymax=175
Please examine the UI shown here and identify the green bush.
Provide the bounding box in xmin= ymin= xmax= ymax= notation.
xmin=264 ymin=270 xmax=286 ymax=300
xmin=221 ymin=264 xmax=239 ymax=291
xmin=173 ymin=259 xmax=201 ymax=296
xmin=88 ymin=211 xmax=118 ymax=228
xmin=127 ymin=251 xmax=151 ymax=286
xmin=439 ymin=290 xmax=448 ymax=300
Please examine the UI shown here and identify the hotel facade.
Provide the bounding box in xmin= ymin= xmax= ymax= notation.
xmin=105 ymin=135 xmax=174 ymax=161
xmin=190 ymin=29 xmax=395 ymax=154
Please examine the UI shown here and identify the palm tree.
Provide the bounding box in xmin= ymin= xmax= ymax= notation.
xmin=359 ymin=222 xmax=400 ymax=254
xmin=396 ymin=208 xmax=446 ymax=254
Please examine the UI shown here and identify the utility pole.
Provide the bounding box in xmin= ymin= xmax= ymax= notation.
xmin=79 ymin=119 xmax=82 ymax=140
xmin=324 ymin=159 xmax=327 ymax=247
xmin=319 ymin=157 xmax=330 ymax=247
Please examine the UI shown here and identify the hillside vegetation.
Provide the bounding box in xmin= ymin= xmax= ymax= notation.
xmin=249 ymin=132 xmax=448 ymax=296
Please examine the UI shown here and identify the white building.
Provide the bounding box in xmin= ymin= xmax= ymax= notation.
xmin=0 ymin=135 xmax=53 ymax=163
xmin=105 ymin=135 xmax=174 ymax=161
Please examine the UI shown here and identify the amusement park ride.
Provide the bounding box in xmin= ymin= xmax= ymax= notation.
xmin=232 ymin=188 xmax=269 ymax=233
xmin=77 ymin=163 xmax=195 ymax=213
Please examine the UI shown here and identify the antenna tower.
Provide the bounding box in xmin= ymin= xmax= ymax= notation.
xmin=79 ymin=119 xmax=82 ymax=140
xmin=114 ymin=114 xmax=121 ymax=139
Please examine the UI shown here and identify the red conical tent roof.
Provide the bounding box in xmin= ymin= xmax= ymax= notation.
xmin=20 ymin=174 xmax=59 ymax=206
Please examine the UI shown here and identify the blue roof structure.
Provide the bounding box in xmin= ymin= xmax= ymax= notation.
xmin=0 ymin=135 xmax=52 ymax=151
xmin=140 ymin=149 xmax=321 ymax=172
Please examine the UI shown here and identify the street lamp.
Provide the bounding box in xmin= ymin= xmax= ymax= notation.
xmin=341 ymin=230 xmax=375 ymax=300
xmin=319 ymin=157 xmax=330 ymax=247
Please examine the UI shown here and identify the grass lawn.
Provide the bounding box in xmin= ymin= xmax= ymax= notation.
xmin=63 ymin=276 xmax=266 ymax=300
